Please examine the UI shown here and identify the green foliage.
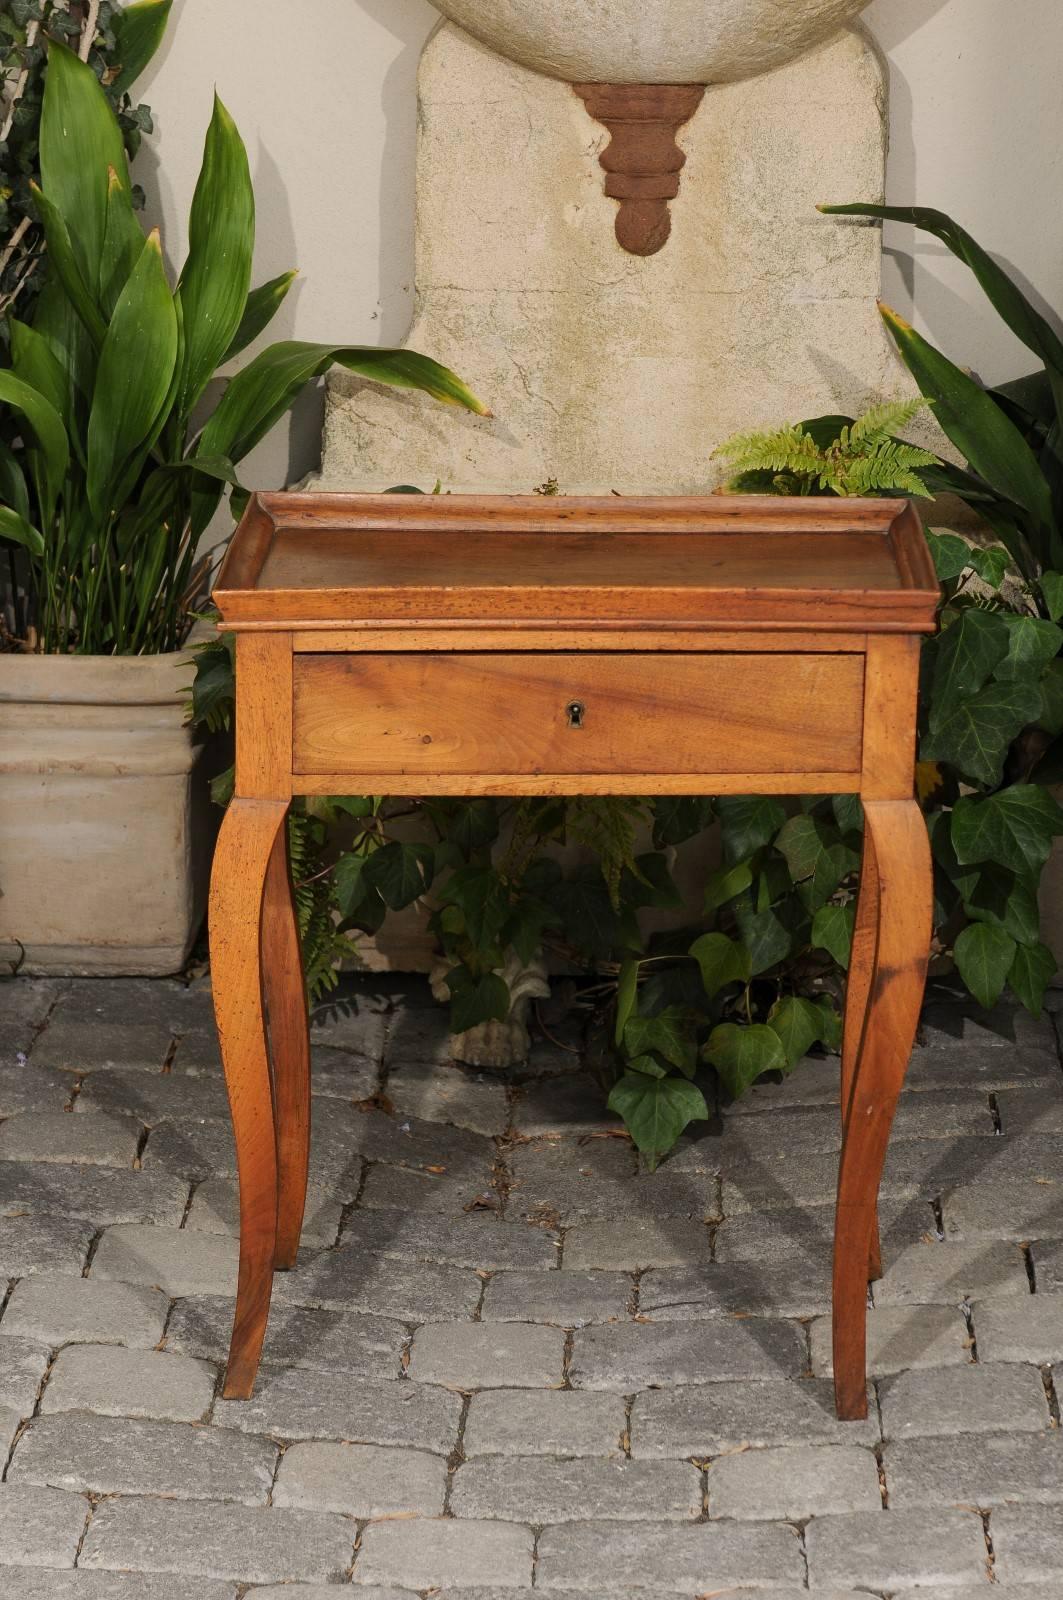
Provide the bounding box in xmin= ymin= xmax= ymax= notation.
xmin=1 ymin=37 xmax=487 ymax=654
xmin=716 ymin=399 xmax=938 ymax=497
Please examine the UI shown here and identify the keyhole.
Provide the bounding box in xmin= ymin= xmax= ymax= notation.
xmin=566 ymin=700 xmax=586 ymax=729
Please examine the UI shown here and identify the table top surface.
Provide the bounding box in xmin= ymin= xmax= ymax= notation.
xmin=214 ymin=493 xmax=939 ymax=631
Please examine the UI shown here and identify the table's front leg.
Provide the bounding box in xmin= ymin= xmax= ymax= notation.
xmin=833 ymin=798 xmax=932 ymax=1420
xmin=209 ymin=796 xmax=289 ymax=1399
xmin=262 ymin=823 xmax=311 ymax=1270
xmin=841 ymin=820 xmax=882 ymax=1281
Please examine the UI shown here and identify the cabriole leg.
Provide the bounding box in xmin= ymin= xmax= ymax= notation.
xmin=262 ymin=819 xmax=311 ymax=1270
xmin=841 ymin=819 xmax=882 ymax=1280
xmin=833 ymin=799 xmax=931 ymax=1420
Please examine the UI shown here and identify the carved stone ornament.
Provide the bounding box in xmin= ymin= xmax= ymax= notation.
xmin=574 ymin=84 xmax=705 ymax=256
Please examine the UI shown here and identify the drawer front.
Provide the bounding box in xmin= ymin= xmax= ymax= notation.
xmin=292 ymin=653 xmax=864 ymax=778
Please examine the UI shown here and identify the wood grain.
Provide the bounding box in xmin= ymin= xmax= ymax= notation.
xmin=841 ymin=819 xmax=882 ymax=1282
xmin=209 ymin=796 xmax=288 ymax=1400
xmin=292 ymin=652 xmax=864 ymax=778
xmin=261 ymin=819 xmax=311 ymax=1271
xmin=832 ymin=799 xmax=932 ymax=1419
xmin=234 ymin=632 xmax=293 ymax=801
xmin=860 ymin=635 xmax=922 ymax=801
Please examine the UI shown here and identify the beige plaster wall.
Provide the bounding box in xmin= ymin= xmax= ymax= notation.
xmin=135 ymin=0 xmax=1063 ymax=495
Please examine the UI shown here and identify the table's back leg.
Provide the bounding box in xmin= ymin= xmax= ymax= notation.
xmin=841 ymin=819 xmax=882 ymax=1280
xmin=262 ymin=820 xmax=311 ymax=1270
xmin=832 ymin=798 xmax=931 ymax=1420
xmin=210 ymin=796 xmax=288 ymax=1400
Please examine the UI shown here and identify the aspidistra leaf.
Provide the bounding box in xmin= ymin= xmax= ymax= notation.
xmin=40 ymin=39 xmax=130 ymax=291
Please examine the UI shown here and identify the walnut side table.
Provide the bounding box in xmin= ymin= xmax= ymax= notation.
xmin=209 ymin=491 xmax=939 ymax=1419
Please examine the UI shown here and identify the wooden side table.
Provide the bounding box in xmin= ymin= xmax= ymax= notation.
xmin=209 ymin=492 xmax=939 ymax=1418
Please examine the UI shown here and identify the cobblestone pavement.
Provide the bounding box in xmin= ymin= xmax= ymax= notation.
xmin=1 ymin=973 xmax=1063 ymax=1597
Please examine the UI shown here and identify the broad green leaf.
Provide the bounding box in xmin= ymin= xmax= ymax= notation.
xmin=1041 ymin=571 xmax=1063 ymax=621
xmin=0 ymin=504 xmax=44 ymax=555
xmin=29 ymin=182 xmax=108 ymax=348
xmin=1038 ymin=659 xmax=1063 ymax=737
xmin=928 ymin=608 xmax=1010 ymax=718
xmin=86 ymin=232 xmax=178 ymax=523
xmin=332 ymin=853 xmax=368 ymax=919
xmin=832 ymin=794 xmax=863 ymax=834
xmin=10 ymin=317 xmax=69 ymax=423
xmin=621 ymin=852 xmax=682 ymax=911
xmin=99 ymin=165 xmax=145 ymax=318
xmin=824 ymin=205 xmax=1063 ymax=394
xmin=223 ymin=270 xmax=297 ymax=362
xmin=734 ymin=900 xmax=792 ymax=975
xmin=812 ymin=902 xmax=855 ymax=969
xmin=962 ymin=862 xmax=1041 ymax=947
xmin=0 ymin=369 xmax=69 ymax=529
xmin=952 ymin=785 xmax=1063 ymax=876
xmin=438 ymin=865 xmax=510 ymax=948
xmin=177 ymin=95 xmax=255 ymax=416
xmin=363 ymin=840 xmax=434 ymax=910
xmin=775 ymin=813 xmax=840 ymax=882
xmin=334 ymin=348 xmax=490 ymax=413
xmin=926 ymin=530 xmax=972 ymax=582
xmin=441 ymin=798 xmax=499 ymax=855
xmin=921 ymin=679 xmax=1042 ymax=787
xmin=715 ymin=796 xmax=786 ymax=865
xmin=615 ymin=958 xmax=639 ymax=1047
xmin=446 ymin=968 xmax=510 ymax=1034
xmin=1009 ymin=940 xmax=1057 ymax=1016
xmin=40 ymin=39 xmax=130 ymax=292
xmin=112 ymin=0 xmax=174 ymax=93
xmin=607 ymin=1072 xmax=709 ymax=1167
xmin=880 ymin=305 xmax=1056 ymax=546
xmin=653 ymin=795 xmax=715 ymax=848
xmin=813 ymin=996 xmax=843 ymax=1053
xmin=623 ymin=1007 xmax=697 ymax=1076
xmin=704 ymin=1022 xmax=787 ymax=1099
xmin=968 ymin=544 xmax=1009 ymax=589
xmin=954 ymin=921 xmax=1016 ymax=1009
xmin=767 ymin=995 xmax=824 ymax=1067
xmin=689 ymin=931 xmax=752 ymax=997
xmin=703 ymin=859 xmax=755 ymax=913
xmin=626 ymin=1053 xmax=669 ymax=1080
xmin=0 ymin=441 xmax=30 ymax=522
xmin=996 ymin=614 xmax=1063 ymax=681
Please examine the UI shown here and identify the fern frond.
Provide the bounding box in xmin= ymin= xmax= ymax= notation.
xmin=847 ymin=397 xmax=928 ymax=448
xmin=565 ymin=797 xmax=650 ymax=911
xmin=714 ymin=423 xmax=822 ymax=478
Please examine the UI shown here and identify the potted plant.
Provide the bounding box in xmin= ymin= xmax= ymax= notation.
xmin=0 ymin=29 xmax=485 ymax=975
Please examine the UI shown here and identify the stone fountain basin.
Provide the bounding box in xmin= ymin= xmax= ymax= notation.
xmin=430 ymin=0 xmax=873 ymax=85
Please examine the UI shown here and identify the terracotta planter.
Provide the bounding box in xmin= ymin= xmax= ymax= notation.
xmin=0 ymin=634 xmax=219 ymax=976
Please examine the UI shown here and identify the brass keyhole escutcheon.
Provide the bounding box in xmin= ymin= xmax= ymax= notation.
xmin=566 ymin=700 xmax=586 ymax=729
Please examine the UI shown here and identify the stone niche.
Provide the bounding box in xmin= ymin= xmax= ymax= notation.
xmin=319 ymin=9 xmax=910 ymax=496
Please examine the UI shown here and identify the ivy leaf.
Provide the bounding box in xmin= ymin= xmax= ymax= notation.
xmin=715 ymin=796 xmax=786 ymax=865
xmin=831 ymin=794 xmax=863 ymax=835
xmin=1040 ymin=571 xmax=1063 ymax=621
xmin=364 ymin=841 xmax=435 ymax=911
xmin=767 ymin=996 xmax=825 ymax=1067
xmin=439 ymin=865 xmax=510 ymax=947
xmin=689 ymin=931 xmax=752 ymax=998
xmin=962 ymin=862 xmax=1041 ymax=947
xmin=551 ymin=867 xmax=627 ymax=960
xmin=704 ymin=1022 xmax=787 ymax=1099
xmin=995 ymin=614 xmax=1063 ymax=681
xmin=615 ymin=958 xmax=640 ymax=1047
xmin=775 ymin=814 xmax=836 ymax=881
xmin=607 ymin=1073 xmax=709 ymax=1170
xmin=953 ymin=921 xmax=1017 ymax=1009
xmin=1009 ymin=940 xmax=1057 ymax=1016
xmin=623 ymin=1007 xmax=697 ymax=1076
xmin=734 ymin=899 xmax=793 ymax=975
xmin=922 ymin=679 xmax=1042 ymax=787
xmin=446 ymin=968 xmax=510 ymax=1034
xmin=968 ymin=545 xmax=1009 ymax=589
xmin=813 ymin=996 xmax=843 ymax=1053
xmin=332 ymin=852 xmax=368 ymax=919
xmin=621 ymin=852 xmax=683 ymax=910
xmin=652 ymin=796 xmax=715 ymax=847
xmin=703 ymin=860 xmax=755 ymax=913
xmin=443 ymin=799 xmax=499 ymax=855
xmin=928 ymin=608 xmax=1009 ymax=717
xmin=952 ymin=785 xmax=1063 ymax=876
xmin=812 ymin=902 xmax=855 ymax=969
xmin=926 ymin=529 xmax=972 ymax=582
xmin=625 ymin=1053 xmax=669 ymax=1080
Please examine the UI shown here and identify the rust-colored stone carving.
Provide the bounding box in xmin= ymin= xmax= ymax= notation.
xmin=574 ymin=83 xmax=706 ymax=257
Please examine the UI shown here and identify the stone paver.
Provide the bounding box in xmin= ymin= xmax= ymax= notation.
xmin=463 ymin=1388 xmax=626 ymax=1457
xmin=886 ymin=1429 xmax=1063 ymax=1508
xmin=0 ymin=1161 xmax=188 ymax=1226
xmin=3 ymin=972 xmax=1061 ymax=1597
xmin=0 ymin=1483 xmax=89 ymax=1567
xmin=451 ymin=1456 xmax=702 ymax=1522
xmin=810 ymin=1303 xmax=971 ymax=1376
xmin=708 ymin=1441 xmax=881 ymax=1520
xmin=974 ymin=1294 xmax=1063 ymax=1363
xmin=79 ymin=1496 xmax=355 ymax=1584
xmin=535 ymin=1520 xmax=803 ymax=1593
xmin=879 ymin=1363 xmax=1052 ymax=1439
xmin=355 ymin=1519 xmax=534 ymax=1590
xmin=805 ymin=1507 xmax=991 ymax=1591
xmin=9 ymin=1412 xmax=276 ymax=1503
xmin=0 ymin=1111 xmax=141 ymax=1167
xmin=630 ymin=1376 xmax=878 ymax=1457
xmin=570 ymin=1317 xmax=806 ymax=1390
xmin=90 ymin=1222 xmax=238 ymax=1296
xmin=165 ymin=1293 xmax=406 ymax=1379
xmin=273 ymin=1440 xmax=446 ymax=1517
xmin=39 ymin=1343 xmax=216 ymax=1421
xmin=408 ymin=1322 xmax=565 ymax=1389
xmin=0 ymin=1275 xmax=168 ymax=1348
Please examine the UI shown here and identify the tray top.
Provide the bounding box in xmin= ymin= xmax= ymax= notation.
xmin=213 ymin=492 xmax=939 ymax=632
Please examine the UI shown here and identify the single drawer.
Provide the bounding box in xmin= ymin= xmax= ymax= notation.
xmin=291 ymin=652 xmax=864 ymax=778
